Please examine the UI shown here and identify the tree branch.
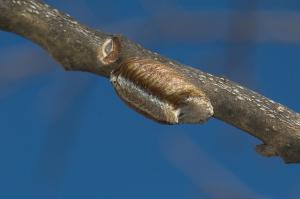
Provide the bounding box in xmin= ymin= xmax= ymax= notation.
xmin=1 ymin=0 xmax=300 ymax=163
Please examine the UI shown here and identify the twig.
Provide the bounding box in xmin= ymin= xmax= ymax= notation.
xmin=0 ymin=0 xmax=300 ymax=163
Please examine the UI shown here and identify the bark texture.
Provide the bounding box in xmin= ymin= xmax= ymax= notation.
xmin=0 ymin=0 xmax=300 ymax=163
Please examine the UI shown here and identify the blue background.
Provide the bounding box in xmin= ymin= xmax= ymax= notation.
xmin=1 ymin=0 xmax=300 ymax=198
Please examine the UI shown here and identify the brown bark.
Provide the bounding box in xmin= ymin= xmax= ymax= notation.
xmin=0 ymin=0 xmax=300 ymax=163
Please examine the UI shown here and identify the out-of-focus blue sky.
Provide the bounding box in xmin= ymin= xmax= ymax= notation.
xmin=0 ymin=0 xmax=300 ymax=198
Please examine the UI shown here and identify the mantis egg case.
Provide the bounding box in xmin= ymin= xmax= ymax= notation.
xmin=110 ymin=58 xmax=213 ymax=124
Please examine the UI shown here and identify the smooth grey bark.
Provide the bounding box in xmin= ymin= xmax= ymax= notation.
xmin=0 ymin=0 xmax=300 ymax=163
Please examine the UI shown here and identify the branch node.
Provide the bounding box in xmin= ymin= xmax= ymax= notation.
xmin=256 ymin=143 xmax=278 ymax=157
xmin=98 ymin=36 xmax=121 ymax=65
